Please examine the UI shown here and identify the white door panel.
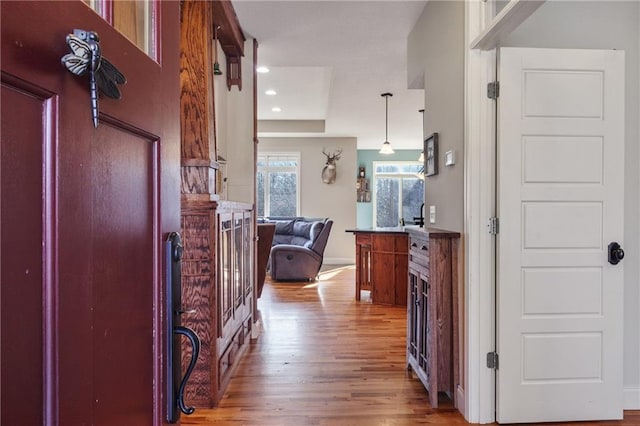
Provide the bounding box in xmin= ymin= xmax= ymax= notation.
xmin=497 ymin=47 xmax=625 ymax=423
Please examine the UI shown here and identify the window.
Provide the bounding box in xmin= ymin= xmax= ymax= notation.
xmin=373 ymin=162 xmax=424 ymax=227
xmin=257 ymin=153 xmax=300 ymax=218
xmin=84 ymin=0 xmax=156 ymax=59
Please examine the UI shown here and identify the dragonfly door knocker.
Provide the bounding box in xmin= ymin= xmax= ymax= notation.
xmin=61 ymin=29 xmax=126 ymax=128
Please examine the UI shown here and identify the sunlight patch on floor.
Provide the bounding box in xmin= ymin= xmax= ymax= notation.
xmin=318 ymin=264 xmax=355 ymax=281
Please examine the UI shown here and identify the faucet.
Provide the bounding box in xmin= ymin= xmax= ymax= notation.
xmin=413 ymin=203 xmax=425 ymax=227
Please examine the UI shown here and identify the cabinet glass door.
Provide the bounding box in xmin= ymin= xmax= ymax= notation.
xmin=233 ymin=215 xmax=243 ymax=309
xmin=219 ymin=214 xmax=233 ymax=330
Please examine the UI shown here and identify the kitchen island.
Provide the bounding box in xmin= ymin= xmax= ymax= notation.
xmin=346 ymin=227 xmax=410 ymax=306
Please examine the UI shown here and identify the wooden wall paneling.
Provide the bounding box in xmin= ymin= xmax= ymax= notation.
xmin=181 ymin=203 xmax=218 ymax=407
xmin=180 ymin=0 xmax=218 ymax=198
xmin=180 ymin=0 xmax=211 ymax=161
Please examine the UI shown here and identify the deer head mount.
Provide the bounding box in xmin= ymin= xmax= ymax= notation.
xmin=321 ymin=148 xmax=343 ymax=184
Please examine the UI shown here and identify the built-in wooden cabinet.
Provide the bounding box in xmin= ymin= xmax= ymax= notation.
xmin=181 ymin=201 xmax=253 ymax=407
xmin=215 ymin=202 xmax=253 ymax=401
xmin=406 ymin=228 xmax=459 ymax=408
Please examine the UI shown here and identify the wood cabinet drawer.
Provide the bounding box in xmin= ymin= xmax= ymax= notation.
xmin=218 ymin=326 xmax=244 ymax=386
xmin=409 ymin=234 xmax=429 ymax=268
xmin=218 ymin=341 xmax=233 ymax=386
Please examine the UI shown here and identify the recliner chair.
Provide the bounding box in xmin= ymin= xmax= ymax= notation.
xmin=270 ymin=219 xmax=333 ymax=281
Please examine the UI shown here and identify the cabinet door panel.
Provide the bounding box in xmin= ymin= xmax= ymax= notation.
xmin=395 ymin=254 xmax=408 ymax=305
xmin=372 ymin=252 xmax=396 ymax=305
xmin=407 ymin=271 xmax=420 ymax=359
xmin=218 ymin=214 xmax=233 ymax=335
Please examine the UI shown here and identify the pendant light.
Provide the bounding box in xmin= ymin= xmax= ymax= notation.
xmin=213 ymin=25 xmax=223 ymax=76
xmin=379 ymin=92 xmax=394 ymax=154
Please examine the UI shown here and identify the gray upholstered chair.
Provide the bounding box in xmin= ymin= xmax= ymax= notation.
xmin=270 ymin=219 xmax=333 ymax=281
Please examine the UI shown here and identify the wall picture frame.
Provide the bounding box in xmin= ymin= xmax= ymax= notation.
xmin=424 ymin=132 xmax=438 ymax=177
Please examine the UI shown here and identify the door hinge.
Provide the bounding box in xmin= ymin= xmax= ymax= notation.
xmin=487 ymin=81 xmax=500 ymax=99
xmin=488 ymin=217 xmax=499 ymax=235
xmin=487 ymin=352 xmax=499 ymax=369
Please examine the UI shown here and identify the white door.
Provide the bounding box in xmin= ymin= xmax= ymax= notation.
xmin=497 ymin=47 xmax=625 ymax=423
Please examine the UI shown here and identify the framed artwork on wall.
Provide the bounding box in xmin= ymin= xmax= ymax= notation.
xmin=425 ymin=132 xmax=438 ymax=177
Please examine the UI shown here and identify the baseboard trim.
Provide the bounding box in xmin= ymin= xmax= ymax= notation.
xmin=624 ymin=386 xmax=640 ymax=409
xmin=456 ymin=384 xmax=466 ymax=418
xmin=323 ymin=257 xmax=354 ymax=265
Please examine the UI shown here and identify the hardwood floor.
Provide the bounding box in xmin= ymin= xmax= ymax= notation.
xmin=183 ymin=265 xmax=640 ymax=425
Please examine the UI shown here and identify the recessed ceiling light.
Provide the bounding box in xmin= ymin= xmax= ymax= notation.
xmin=265 ymin=89 xmax=277 ymax=96
xmin=256 ymin=66 xmax=270 ymax=73
xmin=272 ymin=107 xmax=282 ymax=112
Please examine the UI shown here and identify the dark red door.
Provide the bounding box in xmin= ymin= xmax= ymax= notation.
xmin=1 ymin=1 xmax=180 ymax=424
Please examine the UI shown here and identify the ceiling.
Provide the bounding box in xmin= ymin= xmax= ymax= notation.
xmin=232 ymin=0 xmax=428 ymax=150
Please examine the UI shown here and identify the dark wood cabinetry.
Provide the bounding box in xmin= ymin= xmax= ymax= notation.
xmin=406 ymin=228 xmax=459 ymax=408
xmin=181 ymin=201 xmax=254 ymax=406
xmin=352 ymin=231 xmax=407 ymax=306
xmin=216 ymin=203 xmax=253 ymax=397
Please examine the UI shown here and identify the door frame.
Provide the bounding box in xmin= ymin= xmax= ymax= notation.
xmin=464 ymin=1 xmax=548 ymax=423
xmin=464 ymin=0 xmax=640 ymax=422
xmin=464 ymin=1 xmax=498 ymax=423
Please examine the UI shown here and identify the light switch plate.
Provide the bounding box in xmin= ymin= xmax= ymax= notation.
xmin=429 ymin=205 xmax=436 ymax=224
xmin=445 ymin=150 xmax=455 ymax=166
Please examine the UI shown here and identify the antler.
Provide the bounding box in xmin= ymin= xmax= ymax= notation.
xmin=322 ymin=147 xmax=343 ymax=163
xmin=334 ymin=148 xmax=343 ymax=161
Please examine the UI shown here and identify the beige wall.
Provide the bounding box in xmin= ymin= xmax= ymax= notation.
xmin=407 ymin=0 xmax=465 ymax=232
xmin=258 ymin=137 xmax=357 ymax=263
xmin=214 ymin=39 xmax=256 ymax=204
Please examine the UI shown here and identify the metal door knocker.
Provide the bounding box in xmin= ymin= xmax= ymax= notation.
xmin=61 ymin=29 xmax=126 ymax=128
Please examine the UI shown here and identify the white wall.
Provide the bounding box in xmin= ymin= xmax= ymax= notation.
xmin=407 ymin=0 xmax=465 ymax=232
xmin=503 ymin=0 xmax=640 ymax=408
xmin=226 ymin=39 xmax=256 ymax=203
xmin=258 ymin=137 xmax=357 ymax=263
xmin=214 ymin=39 xmax=256 ymax=204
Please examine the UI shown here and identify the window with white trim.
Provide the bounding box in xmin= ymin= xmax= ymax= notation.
xmin=372 ymin=161 xmax=424 ymax=227
xmin=256 ymin=153 xmax=300 ymax=218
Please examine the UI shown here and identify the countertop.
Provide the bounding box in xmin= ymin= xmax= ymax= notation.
xmin=345 ymin=226 xmax=460 ymax=237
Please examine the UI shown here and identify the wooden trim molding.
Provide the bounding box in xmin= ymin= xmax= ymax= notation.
xmin=212 ymin=0 xmax=246 ymax=90
xmin=470 ymin=0 xmax=545 ymax=50
xmin=464 ymin=1 xmax=497 ymax=423
xmin=211 ymin=0 xmax=245 ymax=58
xmin=182 ymin=158 xmax=220 ymax=169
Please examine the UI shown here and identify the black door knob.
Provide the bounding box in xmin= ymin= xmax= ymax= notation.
xmin=608 ymin=242 xmax=624 ymax=265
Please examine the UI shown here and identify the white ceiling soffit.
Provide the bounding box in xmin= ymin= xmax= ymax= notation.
xmin=259 ymin=66 xmax=332 ymax=120
xmin=233 ymin=0 xmax=427 ymax=149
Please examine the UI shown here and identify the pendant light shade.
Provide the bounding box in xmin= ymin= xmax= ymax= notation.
xmin=379 ymin=93 xmax=394 ymax=154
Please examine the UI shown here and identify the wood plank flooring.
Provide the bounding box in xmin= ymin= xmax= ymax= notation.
xmin=183 ymin=265 xmax=640 ymax=425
